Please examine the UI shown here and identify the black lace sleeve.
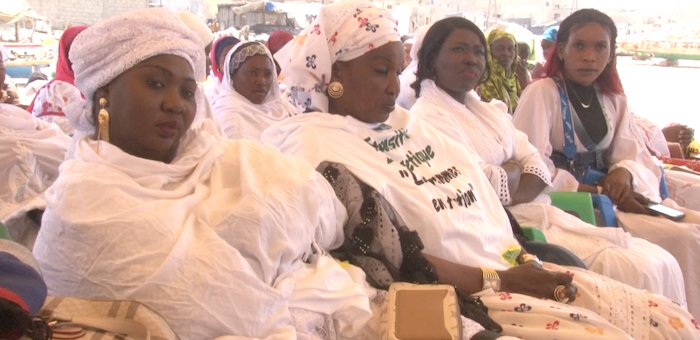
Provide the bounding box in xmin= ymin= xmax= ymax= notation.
xmin=318 ymin=162 xmax=503 ymax=333
xmin=318 ymin=161 xmax=438 ymax=288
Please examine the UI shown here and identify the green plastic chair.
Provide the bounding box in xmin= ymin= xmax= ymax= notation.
xmin=548 ymin=192 xmax=597 ymax=226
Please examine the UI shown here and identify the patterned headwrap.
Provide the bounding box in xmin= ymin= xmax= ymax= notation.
xmin=210 ymin=36 xmax=240 ymax=82
xmin=276 ymin=0 xmax=400 ymax=113
xmin=66 ymin=7 xmax=205 ymax=133
xmin=229 ymin=42 xmax=270 ymax=75
xmin=479 ymin=29 xmax=521 ymax=114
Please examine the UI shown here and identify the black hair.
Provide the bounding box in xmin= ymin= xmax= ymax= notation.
xmin=557 ymin=8 xmax=617 ymax=50
xmin=544 ymin=8 xmax=623 ymax=95
xmin=411 ymin=17 xmax=490 ymax=98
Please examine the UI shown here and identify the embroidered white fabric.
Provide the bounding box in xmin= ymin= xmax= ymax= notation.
xmin=230 ymin=43 xmax=269 ymax=73
xmin=65 ymin=7 xmax=205 ymax=134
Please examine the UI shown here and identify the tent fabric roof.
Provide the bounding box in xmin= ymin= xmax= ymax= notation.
xmin=0 ymin=0 xmax=46 ymax=24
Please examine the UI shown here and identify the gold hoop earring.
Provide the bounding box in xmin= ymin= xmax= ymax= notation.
xmin=97 ymin=97 xmax=110 ymax=143
xmin=327 ymin=81 xmax=344 ymax=99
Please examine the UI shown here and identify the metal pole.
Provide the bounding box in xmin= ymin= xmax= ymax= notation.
xmin=486 ymin=0 xmax=491 ymax=24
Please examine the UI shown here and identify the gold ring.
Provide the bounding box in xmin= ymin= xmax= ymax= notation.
xmin=554 ymin=285 xmax=570 ymax=303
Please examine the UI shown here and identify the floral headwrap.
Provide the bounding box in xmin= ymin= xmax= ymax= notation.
xmin=276 ymin=0 xmax=400 ymax=113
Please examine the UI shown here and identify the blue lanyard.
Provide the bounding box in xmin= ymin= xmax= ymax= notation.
xmin=553 ymin=77 xmax=578 ymax=173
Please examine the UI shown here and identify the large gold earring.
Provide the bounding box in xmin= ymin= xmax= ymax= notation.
xmin=327 ymin=81 xmax=344 ymax=99
xmin=97 ymin=98 xmax=110 ymax=143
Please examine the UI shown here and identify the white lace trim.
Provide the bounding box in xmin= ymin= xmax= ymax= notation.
xmin=523 ymin=165 xmax=552 ymax=186
xmin=497 ymin=166 xmax=512 ymax=206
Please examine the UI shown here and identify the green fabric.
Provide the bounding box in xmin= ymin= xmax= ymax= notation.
xmin=479 ymin=29 xmax=522 ymax=114
xmin=549 ymin=192 xmax=597 ymax=226
xmin=521 ymin=226 xmax=547 ymax=243
xmin=0 ymin=223 xmax=10 ymax=240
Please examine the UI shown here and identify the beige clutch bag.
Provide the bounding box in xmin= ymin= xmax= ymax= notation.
xmin=381 ymin=283 xmax=462 ymax=340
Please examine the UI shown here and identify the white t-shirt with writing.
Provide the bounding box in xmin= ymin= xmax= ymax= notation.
xmin=263 ymin=107 xmax=521 ymax=271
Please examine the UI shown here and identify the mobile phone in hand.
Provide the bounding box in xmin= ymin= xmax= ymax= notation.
xmin=646 ymin=203 xmax=685 ymax=221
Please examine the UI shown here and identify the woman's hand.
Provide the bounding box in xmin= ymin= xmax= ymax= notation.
xmin=577 ymin=183 xmax=598 ymax=193
xmin=616 ymin=192 xmax=653 ymax=215
xmin=663 ymin=124 xmax=695 ymax=148
xmin=600 ymin=168 xmax=633 ymax=204
xmin=499 ymin=262 xmax=577 ymax=302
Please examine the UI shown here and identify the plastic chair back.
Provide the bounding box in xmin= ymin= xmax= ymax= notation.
xmin=548 ymin=192 xmax=597 ymax=226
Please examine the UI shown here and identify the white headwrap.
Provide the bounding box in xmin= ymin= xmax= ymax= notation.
xmin=397 ymin=24 xmax=431 ymax=110
xmin=66 ymin=7 xmax=206 ymax=134
xmin=212 ymin=41 xmax=297 ymax=140
xmin=176 ymin=11 xmax=214 ymax=48
xmin=277 ymin=1 xmax=400 ymax=113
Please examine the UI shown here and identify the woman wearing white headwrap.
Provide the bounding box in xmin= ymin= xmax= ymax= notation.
xmin=212 ymin=41 xmax=296 ymax=141
xmin=0 ymin=103 xmax=69 ymax=250
xmin=33 ymin=7 xmax=372 ymax=340
xmin=263 ymin=2 xmax=700 ymax=339
xmin=396 ymin=24 xmax=430 ymax=110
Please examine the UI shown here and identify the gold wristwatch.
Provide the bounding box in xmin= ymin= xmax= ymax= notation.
xmin=481 ymin=267 xmax=501 ymax=292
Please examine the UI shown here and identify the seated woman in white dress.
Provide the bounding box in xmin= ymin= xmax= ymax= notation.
xmin=211 ymin=41 xmax=296 ymax=142
xmin=0 ymin=103 xmax=70 ymax=250
xmin=27 ymin=26 xmax=88 ymax=135
xmin=408 ymin=17 xmax=685 ymax=304
xmin=512 ymin=8 xmax=700 ymax=319
xmin=33 ymin=8 xmax=374 ymax=340
xmin=263 ymin=2 xmax=700 ymax=339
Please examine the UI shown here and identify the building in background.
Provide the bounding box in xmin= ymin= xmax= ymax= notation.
xmin=24 ymin=0 xmax=148 ymax=28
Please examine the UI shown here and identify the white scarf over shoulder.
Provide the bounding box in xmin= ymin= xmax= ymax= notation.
xmin=396 ymin=25 xmax=431 ymax=110
xmin=34 ymin=119 xmax=371 ymax=340
xmin=0 ymin=103 xmax=69 ymax=247
xmin=411 ymin=80 xmax=552 ymax=205
xmin=513 ymin=78 xmax=662 ymax=201
xmin=263 ymin=108 xmax=522 ymax=271
xmin=212 ymin=43 xmax=296 ymax=142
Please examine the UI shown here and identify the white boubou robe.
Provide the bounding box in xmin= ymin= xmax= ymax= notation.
xmin=34 ymin=119 xmax=372 ymax=340
xmin=0 ymin=103 xmax=70 ymax=249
